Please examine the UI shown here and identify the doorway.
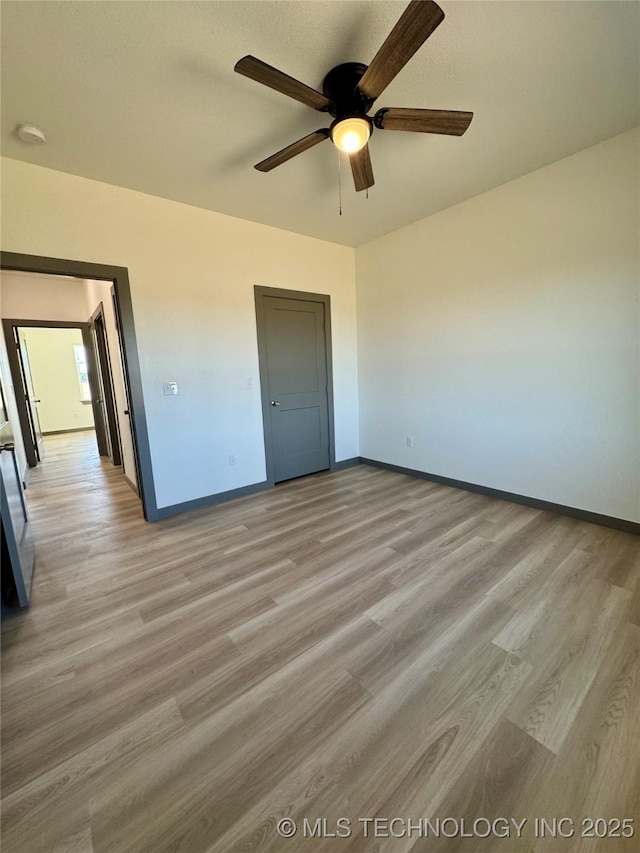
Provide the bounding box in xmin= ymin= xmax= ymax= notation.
xmin=0 ymin=252 xmax=156 ymax=521
xmin=2 ymin=321 xmax=112 ymax=468
xmin=254 ymin=286 xmax=336 ymax=484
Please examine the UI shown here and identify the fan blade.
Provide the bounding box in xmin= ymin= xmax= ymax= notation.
xmin=350 ymin=145 xmax=374 ymax=192
xmin=375 ymin=107 xmax=473 ymax=135
xmin=358 ymin=0 xmax=445 ymax=101
xmin=255 ymin=130 xmax=330 ymax=172
xmin=235 ymin=56 xmax=330 ymax=111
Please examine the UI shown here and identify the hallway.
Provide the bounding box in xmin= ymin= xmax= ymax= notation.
xmin=8 ymin=431 xmax=141 ymax=609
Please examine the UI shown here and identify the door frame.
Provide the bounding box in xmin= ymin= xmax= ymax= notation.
xmin=3 ymin=319 xmax=112 ymax=464
xmin=0 ymin=252 xmax=156 ymax=521
xmin=254 ymin=285 xmax=336 ymax=487
xmin=88 ymin=302 xmax=123 ymax=466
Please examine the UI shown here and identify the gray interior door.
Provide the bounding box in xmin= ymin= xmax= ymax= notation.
xmin=111 ymin=285 xmax=141 ymax=493
xmin=262 ymin=296 xmax=330 ymax=482
xmin=16 ymin=332 xmax=45 ymax=463
xmin=90 ymin=307 xmax=122 ymax=466
xmin=0 ymin=359 xmax=34 ymax=609
xmin=84 ymin=324 xmax=110 ymax=458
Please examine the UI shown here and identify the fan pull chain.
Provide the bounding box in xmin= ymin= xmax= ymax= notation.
xmin=338 ymin=152 xmax=343 ymax=216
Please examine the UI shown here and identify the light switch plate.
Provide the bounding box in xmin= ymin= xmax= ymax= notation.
xmin=163 ymin=381 xmax=179 ymax=396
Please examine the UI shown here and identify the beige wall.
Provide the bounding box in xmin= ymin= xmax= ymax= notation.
xmin=1 ymin=157 xmax=359 ymax=509
xmin=356 ymin=129 xmax=639 ymax=522
xmin=1 ymin=271 xmax=90 ymax=322
xmin=19 ymin=327 xmax=95 ymax=433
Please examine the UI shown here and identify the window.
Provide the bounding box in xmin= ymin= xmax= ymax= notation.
xmin=73 ymin=344 xmax=92 ymax=402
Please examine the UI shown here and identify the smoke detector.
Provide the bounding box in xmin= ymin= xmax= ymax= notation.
xmin=16 ymin=124 xmax=47 ymax=145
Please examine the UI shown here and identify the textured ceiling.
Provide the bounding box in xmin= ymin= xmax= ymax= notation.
xmin=1 ymin=1 xmax=638 ymax=247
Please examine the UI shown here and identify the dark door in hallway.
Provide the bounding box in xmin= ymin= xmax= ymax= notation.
xmin=260 ymin=295 xmax=330 ymax=482
xmin=87 ymin=306 xmax=121 ymax=466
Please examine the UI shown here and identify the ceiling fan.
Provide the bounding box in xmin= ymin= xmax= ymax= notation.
xmin=234 ymin=0 xmax=473 ymax=192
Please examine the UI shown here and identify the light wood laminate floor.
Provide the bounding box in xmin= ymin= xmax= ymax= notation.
xmin=1 ymin=432 xmax=639 ymax=853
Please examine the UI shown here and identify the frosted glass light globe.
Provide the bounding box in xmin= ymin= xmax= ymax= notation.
xmin=331 ymin=117 xmax=370 ymax=154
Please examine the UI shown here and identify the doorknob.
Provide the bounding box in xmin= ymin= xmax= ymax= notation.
xmin=33 ymin=399 xmax=41 ymax=403
xmin=0 ymin=443 xmax=15 ymax=453
xmin=271 ymin=400 xmax=280 ymax=406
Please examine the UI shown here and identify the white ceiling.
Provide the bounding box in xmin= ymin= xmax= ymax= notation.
xmin=1 ymin=1 xmax=638 ymax=247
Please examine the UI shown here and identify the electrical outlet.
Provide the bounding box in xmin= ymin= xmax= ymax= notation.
xmin=406 ymin=436 xmax=414 ymax=448
xmin=228 ymin=454 xmax=237 ymax=466
xmin=245 ymin=378 xmax=253 ymax=390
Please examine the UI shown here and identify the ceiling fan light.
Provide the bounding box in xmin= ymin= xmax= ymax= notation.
xmin=331 ymin=117 xmax=370 ymax=154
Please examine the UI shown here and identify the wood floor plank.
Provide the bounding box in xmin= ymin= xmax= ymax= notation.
xmin=2 ymin=699 xmax=184 ymax=852
xmin=491 ymin=546 xmax=614 ymax=664
xmin=1 ymin=432 xmax=638 ymax=853
xmin=405 ymin=719 xmax=554 ymax=853
xmin=529 ymin=621 xmax=640 ymax=853
xmin=210 ymin=644 xmax=531 ymax=853
xmin=505 ymin=580 xmax=631 ymax=753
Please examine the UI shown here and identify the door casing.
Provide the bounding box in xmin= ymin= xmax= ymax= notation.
xmin=254 ymin=286 xmax=336 ymax=487
xmin=0 ymin=252 xmax=155 ymax=520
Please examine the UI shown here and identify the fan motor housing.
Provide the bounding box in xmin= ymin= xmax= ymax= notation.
xmin=322 ymin=62 xmax=375 ymax=118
